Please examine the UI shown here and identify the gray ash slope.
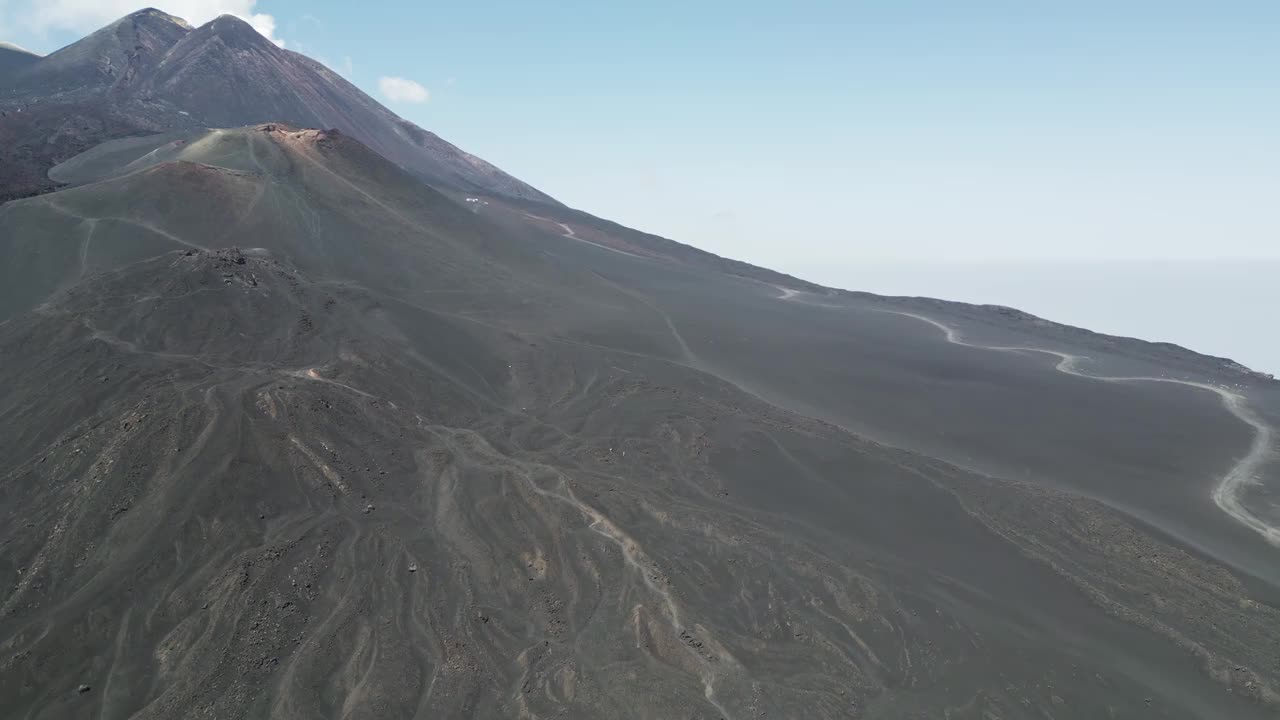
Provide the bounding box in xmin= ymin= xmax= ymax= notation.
xmin=0 ymin=42 xmax=40 ymax=77
xmin=485 ymin=196 xmax=1273 ymax=383
xmin=0 ymin=8 xmax=554 ymax=204
xmin=3 ymin=124 xmax=1280 ymax=719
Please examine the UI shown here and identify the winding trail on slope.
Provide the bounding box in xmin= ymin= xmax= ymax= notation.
xmin=521 ymin=213 xmax=646 ymax=259
xmin=772 ymin=284 xmax=803 ymax=300
xmin=40 ymin=198 xmax=207 ymax=251
xmin=871 ymin=305 xmax=1280 ymax=548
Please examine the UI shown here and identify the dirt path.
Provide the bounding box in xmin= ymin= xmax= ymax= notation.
xmin=521 ymin=213 xmax=645 ymax=258
xmin=881 ymin=308 xmax=1280 ymax=548
xmin=42 ymin=198 xmax=207 ymax=252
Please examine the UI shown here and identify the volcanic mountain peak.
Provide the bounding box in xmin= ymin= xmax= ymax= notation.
xmin=198 ymin=13 xmax=273 ymax=47
xmin=4 ymin=6 xmax=188 ymax=96
xmin=146 ymin=7 xmax=192 ymax=26
xmin=0 ymin=7 xmax=558 ymax=204
xmin=119 ymin=6 xmax=192 ymax=28
xmin=65 ymin=6 xmax=188 ymax=56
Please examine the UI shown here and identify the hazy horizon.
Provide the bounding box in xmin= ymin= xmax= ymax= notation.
xmin=789 ymin=257 xmax=1280 ymax=377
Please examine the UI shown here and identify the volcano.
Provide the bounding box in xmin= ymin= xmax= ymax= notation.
xmin=1 ymin=11 xmax=1279 ymax=720
xmin=0 ymin=9 xmax=554 ymax=205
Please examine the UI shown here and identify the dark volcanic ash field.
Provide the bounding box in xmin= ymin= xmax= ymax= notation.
xmin=0 ymin=124 xmax=1278 ymax=719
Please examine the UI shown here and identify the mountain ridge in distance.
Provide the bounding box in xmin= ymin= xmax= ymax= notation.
xmin=1 ymin=11 xmax=1280 ymax=720
xmin=0 ymin=8 xmax=556 ymax=205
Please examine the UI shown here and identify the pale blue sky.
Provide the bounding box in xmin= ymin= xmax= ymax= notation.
xmin=4 ymin=1 xmax=1278 ymax=269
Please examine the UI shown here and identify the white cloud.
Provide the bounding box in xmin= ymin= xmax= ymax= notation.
xmin=378 ymin=76 xmax=429 ymax=104
xmin=16 ymin=0 xmax=286 ymax=48
xmin=342 ymin=56 xmax=353 ymax=77
xmin=243 ymin=11 xmax=282 ymax=47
